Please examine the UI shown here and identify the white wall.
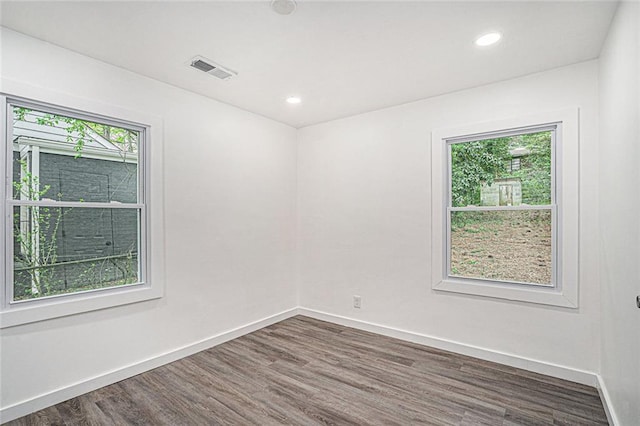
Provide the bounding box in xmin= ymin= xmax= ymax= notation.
xmin=297 ymin=61 xmax=601 ymax=374
xmin=598 ymin=2 xmax=640 ymax=425
xmin=0 ymin=28 xmax=298 ymax=415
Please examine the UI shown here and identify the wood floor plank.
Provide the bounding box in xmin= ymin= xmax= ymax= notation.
xmin=54 ymin=397 xmax=106 ymax=426
xmin=4 ymin=316 xmax=608 ymax=425
xmin=94 ymin=393 xmax=158 ymax=425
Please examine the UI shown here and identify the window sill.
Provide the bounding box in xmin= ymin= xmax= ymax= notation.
xmin=0 ymin=284 xmax=162 ymax=328
xmin=433 ymin=278 xmax=578 ymax=308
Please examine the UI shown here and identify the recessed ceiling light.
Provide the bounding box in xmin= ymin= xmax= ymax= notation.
xmin=271 ymin=0 xmax=297 ymax=15
xmin=475 ymin=32 xmax=502 ymax=47
xmin=286 ymin=96 xmax=302 ymax=104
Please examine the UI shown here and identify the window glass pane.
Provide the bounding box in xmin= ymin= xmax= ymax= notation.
xmin=450 ymin=210 xmax=552 ymax=285
xmin=12 ymin=206 xmax=140 ymax=301
xmin=450 ymin=131 xmax=552 ymax=207
xmin=12 ymin=107 xmax=139 ymax=203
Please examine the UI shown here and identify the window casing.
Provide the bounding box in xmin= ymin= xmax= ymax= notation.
xmin=431 ymin=110 xmax=579 ymax=308
xmin=1 ymin=94 xmax=162 ymax=327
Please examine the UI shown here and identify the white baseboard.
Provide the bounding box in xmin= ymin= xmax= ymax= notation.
xmin=297 ymin=307 xmax=598 ymax=387
xmin=2 ymin=307 xmax=605 ymax=424
xmin=595 ymin=374 xmax=618 ymax=426
xmin=0 ymin=307 xmax=299 ymax=424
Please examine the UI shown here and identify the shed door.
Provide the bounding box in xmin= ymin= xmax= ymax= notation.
xmin=498 ymin=184 xmax=513 ymax=206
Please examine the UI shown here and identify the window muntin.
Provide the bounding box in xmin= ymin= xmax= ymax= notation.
xmin=446 ymin=126 xmax=556 ymax=287
xmin=5 ymin=100 xmax=146 ymax=304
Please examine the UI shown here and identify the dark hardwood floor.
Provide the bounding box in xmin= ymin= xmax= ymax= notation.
xmin=6 ymin=316 xmax=608 ymax=425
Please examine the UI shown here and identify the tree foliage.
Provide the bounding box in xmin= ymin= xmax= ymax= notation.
xmin=509 ymin=132 xmax=552 ymax=205
xmin=13 ymin=160 xmax=65 ymax=297
xmin=450 ymin=138 xmax=510 ymax=207
xmin=14 ymin=107 xmax=138 ymax=157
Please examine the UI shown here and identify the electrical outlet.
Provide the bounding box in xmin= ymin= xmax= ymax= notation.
xmin=353 ymin=295 xmax=362 ymax=309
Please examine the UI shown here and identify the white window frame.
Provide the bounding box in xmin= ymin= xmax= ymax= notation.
xmin=0 ymin=90 xmax=164 ymax=328
xmin=431 ymin=109 xmax=579 ymax=308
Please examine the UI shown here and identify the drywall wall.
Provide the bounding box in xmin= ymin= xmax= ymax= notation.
xmin=598 ymin=2 xmax=640 ymax=424
xmin=297 ymin=61 xmax=601 ymax=374
xmin=0 ymin=27 xmax=297 ymax=417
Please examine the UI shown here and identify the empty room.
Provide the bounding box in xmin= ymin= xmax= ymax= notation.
xmin=0 ymin=1 xmax=638 ymax=425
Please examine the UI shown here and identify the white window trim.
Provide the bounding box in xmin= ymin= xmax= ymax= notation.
xmin=431 ymin=108 xmax=579 ymax=308
xmin=446 ymin=123 xmax=559 ymax=288
xmin=0 ymin=81 xmax=165 ymax=328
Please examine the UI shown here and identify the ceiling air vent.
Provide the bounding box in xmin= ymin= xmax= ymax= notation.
xmin=189 ymin=56 xmax=237 ymax=81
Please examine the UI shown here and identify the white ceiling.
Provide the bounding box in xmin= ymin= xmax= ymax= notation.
xmin=0 ymin=1 xmax=617 ymax=128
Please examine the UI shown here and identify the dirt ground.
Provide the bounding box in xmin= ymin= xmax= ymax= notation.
xmin=450 ymin=210 xmax=552 ymax=285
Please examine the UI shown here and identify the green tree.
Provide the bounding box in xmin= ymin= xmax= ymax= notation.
xmin=510 ymin=132 xmax=552 ymax=205
xmin=450 ymin=137 xmax=511 ymax=207
xmin=13 ymin=160 xmax=66 ymax=298
xmin=14 ymin=107 xmax=137 ymax=158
